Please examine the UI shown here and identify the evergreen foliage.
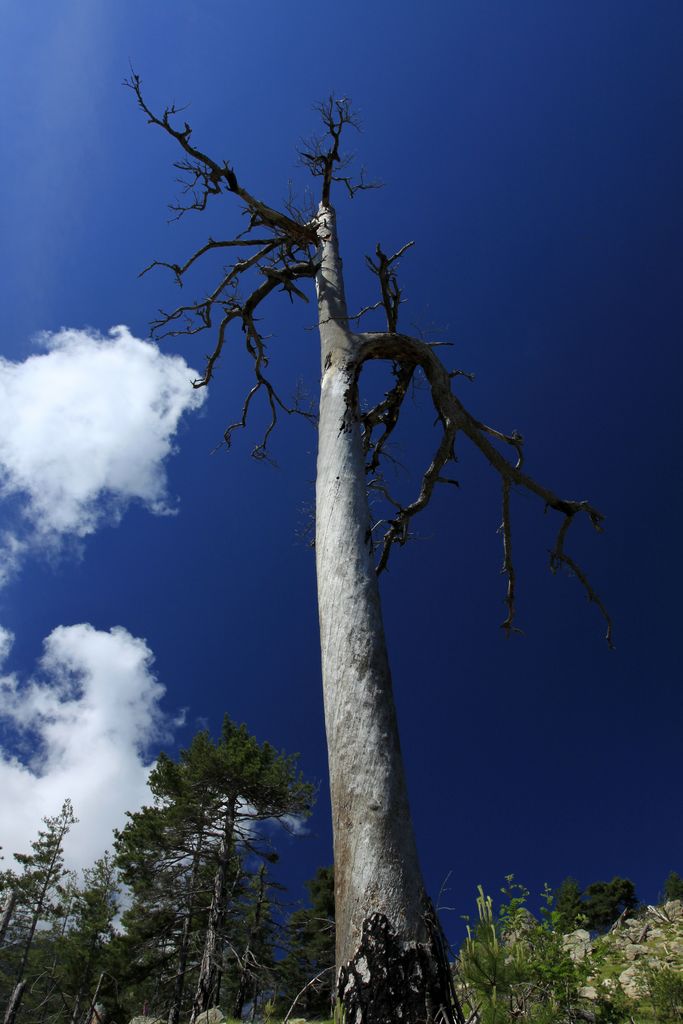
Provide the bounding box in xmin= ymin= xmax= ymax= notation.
xmin=113 ymin=716 xmax=312 ymax=1023
xmin=277 ymin=866 xmax=335 ymax=1019
xmin=554 ymin=878 xmax=584 ymax=933
xmin=663 ymin=873 xmax=683 ymax=903
xmin=0 ymin=800 xmax=77 ymax=1024
xmin=1 ymin=718 xmax=679 ymax=1024
xmin=582 ymin=878 xmax=638 ymax=933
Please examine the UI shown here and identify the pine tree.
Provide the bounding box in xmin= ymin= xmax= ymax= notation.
xmin=229 ymin=864 xmax=281 ymax=1021
xmin=1 ymin=800 xmax=77 ymax=1024
xmin=188 ymin=717 xmax=311 ymax=1021
xmin=278 ymin=866 xmax=335 ymax=1020
xmin=56 ymin=854 xmax=119 ymax=1024
xmin=663 ymin=871 xmax=683 ymax=903
xmin=582 ymin=877 xmax=638 ymax=932
xmin=114 ymin=719 xmax=312 ymax=1023
xmin=553 ymin=878 xmax=584 ymax=933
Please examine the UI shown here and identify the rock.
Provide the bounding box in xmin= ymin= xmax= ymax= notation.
xmin=625 ymin=943 xmax=644 ymax=960
xmin=664 ymin=900 xmax=683 ymax=919
xmin=618 ymin=966 xmax=639 ymax=998
xmin=579 ymin=986 xmax=598 ymax=1001
xmin=563 ymin=929 xmax=592 ymax=962
xmin=193 ymin=1011 xmax=224 ymax=1024
xmin=128 ymin=1017 xmax=164 ymax=1024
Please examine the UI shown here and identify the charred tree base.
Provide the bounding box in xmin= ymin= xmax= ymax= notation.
xmin=337 ymin=912 xmax=460 ymax=1024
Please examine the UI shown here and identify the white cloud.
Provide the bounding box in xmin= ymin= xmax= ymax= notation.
xmin=0 ymin=623 xmax=170 ymax=873
xmin=0 ymin=326 xmax=205 ymax=581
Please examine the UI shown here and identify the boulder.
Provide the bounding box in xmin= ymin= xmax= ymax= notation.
xmin=193 ymin=1011 xmax=224 ymax=1024
xmin=563 ymin=929 xmax=592 ymax=962
xmin=128 ymin=1017 xmax=164 ymax=1024
xmin=664 ymin=900 xmax=683 ymax=919
xmin=618 ymin=965 xmax=639 ymax=999
xmin=578 ymin=986 xmax=598 ymax=1001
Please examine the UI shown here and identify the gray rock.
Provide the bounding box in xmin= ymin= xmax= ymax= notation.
xmin=578 ymin=986 xmax=598 ymax=1001
xmin=563 ymin=929 xmax=592 ymax=962
xmin=193 ymin=1011 xmax=224 ymax=1024
xmin=618 ymin=966 xmax=639 ymax=999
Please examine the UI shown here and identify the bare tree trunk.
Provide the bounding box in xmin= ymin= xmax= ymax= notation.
xmin=168 ymin=835 xmax=204 ymax=1024
xmin=3 ymin=983 xmax=26 ymax=1024
xmin=85 ymin=975 xmax=105 ymax=1024
xmin=232 ymin=864 xmax=267 ymax=1021
xmin=0 ymin=890 xmax=16 ymax=946
xmin=190 ymin=799 xmax=236 ymax=1022
xmin=315 ymin=204 xmax=456 ymax=1022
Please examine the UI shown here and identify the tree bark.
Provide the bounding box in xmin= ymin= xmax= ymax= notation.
xmin=169 ymin=835 xmax=204 ymax=1024
xmin=3 ymin=983 xmax=25 ymax=1024
xmin=190 ymin=799 xmax=236 ymax=1022
xmin=0 ymin=890 xmax=16 ymax=946
xmin=315 ymin=204 xmax=456 ymax=1023
xmin=232 ymin=864 xmax=267 ymax=1021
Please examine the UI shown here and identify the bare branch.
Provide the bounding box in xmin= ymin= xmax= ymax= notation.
xmin=357 ymin=331 xmax=611 ymax=642
xmin=361 ymin=361 xmax=416 ymax=473
xmin=499 ymin=478 xmax=522 ymax=636
xmin=125 ymin=70 xmax=315 ymax=243
xmin=139 ymin=237 xmax=277 ymax=285
xmin=299 ymin=95 xmax=379 ymax=207
xmin=365 ymin=241 xmax=415 ymax=332
xmin=550 ymin=513 xmax=614 ymax=648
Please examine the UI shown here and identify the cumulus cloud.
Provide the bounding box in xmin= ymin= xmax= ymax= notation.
xmin=0 ymin=326 xmax=205 ymax=581
xmin=0 ymin=623 xmax=170 ymax=872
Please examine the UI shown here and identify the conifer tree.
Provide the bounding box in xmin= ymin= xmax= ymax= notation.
xmin=582 ymin=877 xmax=638 ymax=932
xmin=1 ymin=800 xmax=77 ymax=1024
xmin=188 ymin=717 xmax=311 ymax=1021
xmin=663 ymin=871 xmax=683 ymax=903
xmin=229 ymin=864 xmax=281 ymax=1021
xmin=553 ymin=878 xmax=584 ymax=933
xmin=56 ymin=854 xmax=119 ymax=1024
xmin=114 ymin=719 xmax=311 ymax=1023
xmin=278 ymin=866 xmax=335 ymax=1019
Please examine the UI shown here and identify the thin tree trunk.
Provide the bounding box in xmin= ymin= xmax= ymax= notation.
xmin=190 ymin=799 xmax=236 ymax=1021
xmin=168 ymin=834 xmax=204 ymax=1024
xmin=232 ymin=864 xmax=267 ymax=1021
xmin=0 ymin=891 xmax=16 ymax=946
xmin=85 ymin=974 xmax=104 ymax=1024
xmin=3 ymin=983 xmax=26 ymax=1024
xmin=315 ymin=203 xmax=456 ymax=1022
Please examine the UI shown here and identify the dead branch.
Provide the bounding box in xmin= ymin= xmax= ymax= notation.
xmin=139 ymin=236 xmax=277 ymax=286
xmin=357 ymin=331 xmax=612 ymax=645
xmin=299 ymin=95 xmax=379 ymax=207
xmin=361 ymin=361 xmax=416 ymax=473
xmin=283 ymin=965 xmax=335 ymax=1023
xmin=125 ymin=70 xmax=315 ymax=243
xmin=365 ymin=241 xmax=415 ymax=332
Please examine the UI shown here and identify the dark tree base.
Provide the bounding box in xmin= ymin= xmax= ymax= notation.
xmin=337 ymin=911 xmax=460 ymax=1024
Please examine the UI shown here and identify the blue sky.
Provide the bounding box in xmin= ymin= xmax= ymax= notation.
xmin=0 ymin=1 xmax=681 ymax=938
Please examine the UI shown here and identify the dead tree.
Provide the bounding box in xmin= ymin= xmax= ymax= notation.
xmin=127 ymin=78 xmax=611 ymax=1023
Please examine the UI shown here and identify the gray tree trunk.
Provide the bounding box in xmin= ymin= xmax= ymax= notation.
xmin=168 ymin=835 xmax=204 ymax=1024
xmin=190 ymin=799 xmax=236 ymax=1022
xmin=0 ymin=890 xmax=16 ymax=948
xmin=3 ymin=983 xmax=25 ymax=1024
xmin=314 ymin=204 xmax=456 ymax=1022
